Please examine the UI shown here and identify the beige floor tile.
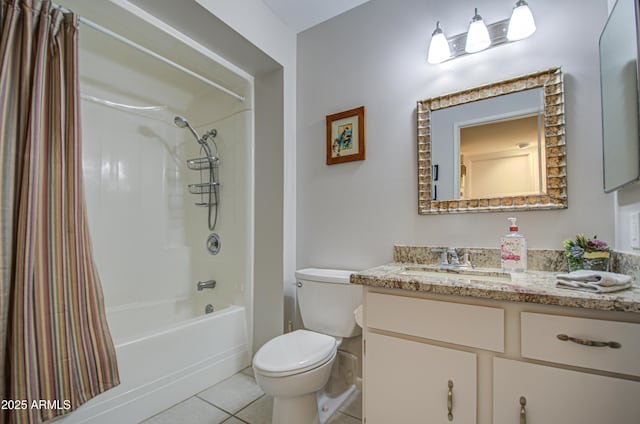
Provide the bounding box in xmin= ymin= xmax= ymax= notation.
xmin=143 ymin=397 xmax=230 ymax=424
xmin=198 ymin=372 xmax=264 ymax=414
xmin=241 ymin=366 xmax=255 ymax=378
xmin=327 ymin=411 xmax=362 ymax=424
xmin=222 ymin=417 xmax=248 ymax=424
xmin=235 ymin=394 xmax=273 ymax=424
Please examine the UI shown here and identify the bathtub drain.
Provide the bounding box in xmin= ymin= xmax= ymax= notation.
xmin=205 ymin=304 xmax=215 ymax=314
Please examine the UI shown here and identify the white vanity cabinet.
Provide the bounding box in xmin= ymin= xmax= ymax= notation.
xmin=493 ymin=358 xmax=640 ymax=424
xmin=365 ymin=332 xmax=476 ymax=423
xmin=361 ymin=287 xmax=640 ymax=424
xmin=363 ymin=292 xmax=504 ymax=423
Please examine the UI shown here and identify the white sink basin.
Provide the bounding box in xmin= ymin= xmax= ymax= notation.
xmin=399 ymin=265 xmax=512 ymax=283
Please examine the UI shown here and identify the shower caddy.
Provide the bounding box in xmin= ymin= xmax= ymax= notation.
xmin=186 ymin=131 xmax=220 ymax=231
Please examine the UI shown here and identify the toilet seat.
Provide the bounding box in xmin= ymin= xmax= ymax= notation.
xmin=253 ymin=329 xmax=337 ymax=377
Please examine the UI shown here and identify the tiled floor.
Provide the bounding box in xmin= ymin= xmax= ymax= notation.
xmin=143 ymin=367 xmax=362 ymax=424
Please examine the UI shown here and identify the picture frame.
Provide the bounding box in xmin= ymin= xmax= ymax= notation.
xmin=326 ymin=106 xmax=366 ymax=165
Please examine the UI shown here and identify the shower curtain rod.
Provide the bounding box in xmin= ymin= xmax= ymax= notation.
xmin=52 ymin=3 xmax=246 ymax=102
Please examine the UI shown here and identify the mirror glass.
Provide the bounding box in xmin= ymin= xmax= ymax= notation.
xmin=431 ymin=88 xmax=544 ymax=200
xmin=461 ymin=113 xmax=544 ymax=198
xmin=417 ymin=68 xmax=566 ymax=214
xmin=600 ymin=0 xmax=640 ymax=192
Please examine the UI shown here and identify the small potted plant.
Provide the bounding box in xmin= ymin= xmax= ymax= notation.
xmin=563 ymin=234 xmax=611 ymax=272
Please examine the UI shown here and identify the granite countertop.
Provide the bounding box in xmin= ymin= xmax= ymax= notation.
xmin=351 ymin=263 xmax=640 ymax=313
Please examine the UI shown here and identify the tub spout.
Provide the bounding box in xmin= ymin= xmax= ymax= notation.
xmin=197 ymin=280 xmax=217 ymax=291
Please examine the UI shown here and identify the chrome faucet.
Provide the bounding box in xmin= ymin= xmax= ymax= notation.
xmin=432 ymin=248 xmax=449 ymax=266
xmin=447 ymin=247 xmax=459 ymax=266
xmin=432 ymin=248 xmax=473 ymax=268
xmin=197 ymin=280 xmax=217 ymax=291
xmin=462 ymin=249 xmax=472 ymax=267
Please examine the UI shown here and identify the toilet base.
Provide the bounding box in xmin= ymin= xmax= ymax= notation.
xmin=270 ymin=384 xmax=357 ymax=424
xmin=317 ymin=384 xmax=356 ymax=424
xmin=273 ymin=392 xmax=319 ymax=424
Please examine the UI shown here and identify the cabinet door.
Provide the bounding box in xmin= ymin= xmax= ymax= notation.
xmin=494 ymin=358 xmax=640 ymax=424
xmin=364 ymin=331 xmax=476 ymax=424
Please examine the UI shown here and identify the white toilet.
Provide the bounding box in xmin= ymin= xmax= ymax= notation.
xmin=252 ymin=268 xmax=362 ymax=424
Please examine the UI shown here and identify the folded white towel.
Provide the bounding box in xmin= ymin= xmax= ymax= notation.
xmin=556 ymin=270 xmax=633 ymax=293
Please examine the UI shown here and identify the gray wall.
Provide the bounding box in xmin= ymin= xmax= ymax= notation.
xmin=254 ymin=68 xmax=285 ymax=352
xmin=296 ymin=0 xmax=614 ymax=271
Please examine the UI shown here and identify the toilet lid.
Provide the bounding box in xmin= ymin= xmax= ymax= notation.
xmin=253 ymin=329 xmax=337 ymax=377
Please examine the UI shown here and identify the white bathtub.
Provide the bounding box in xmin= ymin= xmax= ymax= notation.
xmin=106 ymin=296 xmax=232 ymax=345
xmin=59 ymin=302 xmax=250 ymax=423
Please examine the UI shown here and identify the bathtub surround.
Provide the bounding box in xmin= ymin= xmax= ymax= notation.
xmin=123 ymin=0 xmax=298 ymax=348
xmin=0 ymin=2 xmax=119 ymax=422
xmin=119 ymin=0 xmax=297 ymax=353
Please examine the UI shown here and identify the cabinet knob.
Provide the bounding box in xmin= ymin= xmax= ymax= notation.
xmin=447 ymin=379 xmax=454 ymax=421
xmin=520 ymin=396 xmax=527 ymax=424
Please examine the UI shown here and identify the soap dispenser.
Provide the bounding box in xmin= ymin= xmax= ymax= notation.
xmin=501 ymin=217 xmax=527 ymax=272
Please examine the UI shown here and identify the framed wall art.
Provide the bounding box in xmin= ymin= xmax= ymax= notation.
xmin=326 ymin=106 xmax=365 ymax=165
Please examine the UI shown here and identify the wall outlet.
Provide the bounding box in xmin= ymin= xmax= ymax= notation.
xmin=630 ymin=211 xmax=640 ymax=249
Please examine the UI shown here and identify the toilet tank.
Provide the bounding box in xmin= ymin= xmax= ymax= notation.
xmin=295 ymin=268 xmax=363 ymax=338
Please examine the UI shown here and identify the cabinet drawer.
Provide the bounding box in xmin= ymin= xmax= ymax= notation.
xmin=366 ymin=292 xmax=504 ymax=351
xmin=521 ymin=312 xmax=640 ymax=376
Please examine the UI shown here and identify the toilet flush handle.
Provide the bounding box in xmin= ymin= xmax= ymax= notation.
xmin=297 ymin=282 xmax=302 ymax=288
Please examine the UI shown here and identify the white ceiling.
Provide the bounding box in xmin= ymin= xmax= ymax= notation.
xmin=262 ymin=0 xmax=371 ymax=33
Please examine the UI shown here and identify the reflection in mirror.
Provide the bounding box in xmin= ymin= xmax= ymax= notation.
xmin=431 ymin=87 xmax=545 ymax=200
xmin=417 ymin=67 xmax=566 ymax=214
xmin=460 ymin=113 xmax=544 ymax=198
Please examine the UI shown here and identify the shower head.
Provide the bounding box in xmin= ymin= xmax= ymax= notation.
xmin=174 ymin=115 xmax=189 ymax=128
xmin=174 ymin=115 xmax=201 ymax=143
xmin=174 ymin=115 xmax=217 ymax=160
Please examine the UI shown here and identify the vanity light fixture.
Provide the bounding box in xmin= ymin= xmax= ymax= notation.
xmin=507 ymin=0 xmax=536 ymax=41
xmin=427 ymin=21 xmax=452 ymax=64
xmin=465 ymin=8 xmax=491 ymax=53
xmin=427 ymin=1 xmax=537 ymax=64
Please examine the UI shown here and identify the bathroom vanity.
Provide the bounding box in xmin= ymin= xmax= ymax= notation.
xmin=352 ymin=249 xmax=640 ymax=424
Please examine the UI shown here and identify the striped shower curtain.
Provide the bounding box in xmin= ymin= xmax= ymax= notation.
xmin=0 ymin=1 xmax=119 ymax=422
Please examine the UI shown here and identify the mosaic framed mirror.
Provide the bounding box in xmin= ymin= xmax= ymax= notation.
xmin=417 ymin=67 xmax=566 ymax=214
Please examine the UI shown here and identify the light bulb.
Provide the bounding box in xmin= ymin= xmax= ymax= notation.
xmin=507 ymin=0 xmax=536 ymax=41
xmin=465 ymin=8 xmax=491 ymax=53
xmin=427 ymin=21 xmax=451 ymax=64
